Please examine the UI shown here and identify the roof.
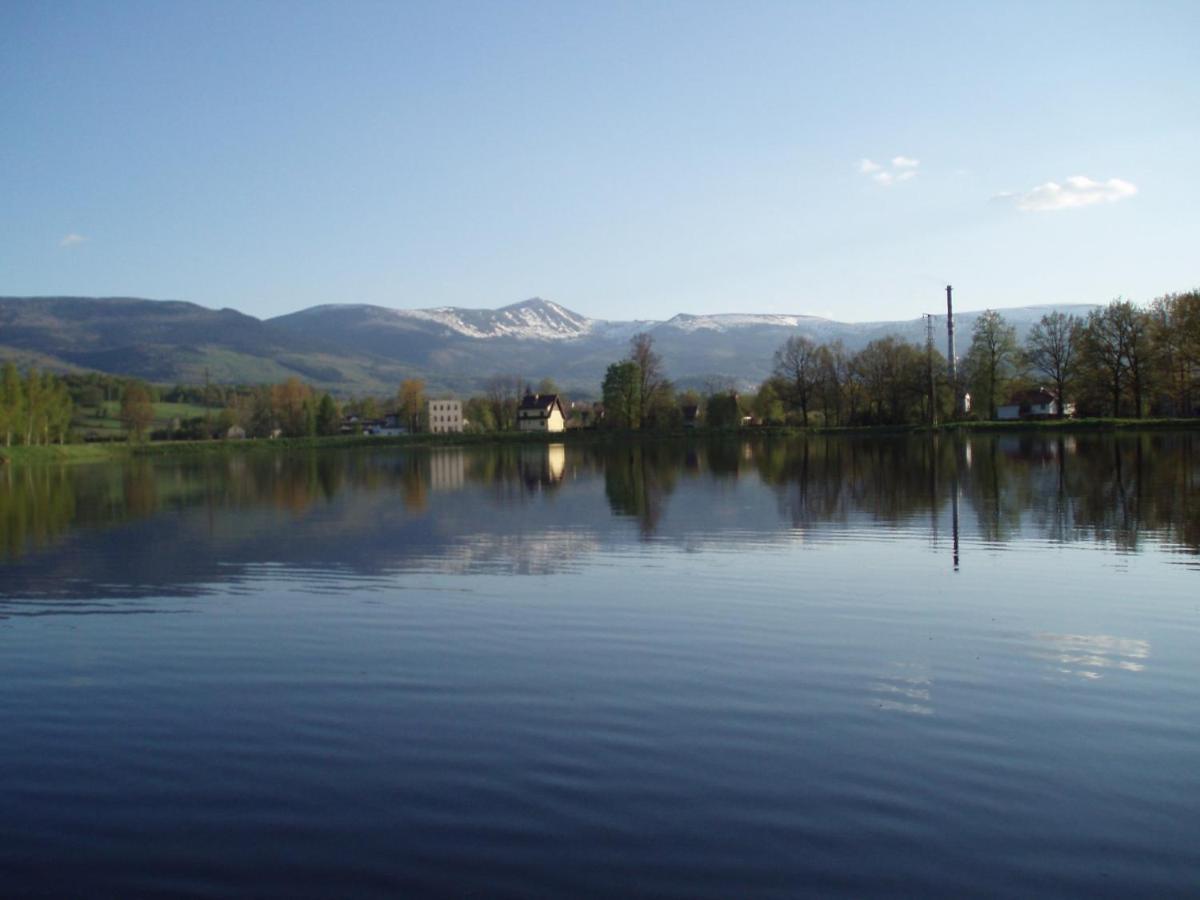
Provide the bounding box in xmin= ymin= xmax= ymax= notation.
xmin=519 ymin=392 xmax=563 ymax=413
xmin=1006 ymin=387 xmax=1059 ymax=406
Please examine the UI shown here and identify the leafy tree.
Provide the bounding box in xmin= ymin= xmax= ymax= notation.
xmin=272 ymin=377 xmax=313 ymax=437
xmin=396 ymin=378 xmax=425 ymax=432
xmin=249 ymin=387 xmax=276 ymax=437
xmin=120 ymin=382 xmax=155 ymax=442
xmin=851 ymin=337 xmax=926 ymax=425
xmin=1024 ymin=312 xmax=1081 ymax=417
xmin=628 ymin=333 xmax=670 ymax=428
xmin=1 ymin=362 xmax=22 ymax=447
xmin=463 ymin=396 xmax=496 ymax=432
xmin=704 ymin=391 xmax=742 ymax=428
xmin=602 ymin=361 xmax=641 ymax=429
xmin=1079 ymin=301 xmax=1153 ymax=416
xmin=773 ymin=335 xmax=821 ymax=425
xmin=751 ymin=380 xmax=785 ymax=424
xmin=1150 ymin=291 xmax=1200 ymax=415
xmin=316 ymin=393 xmax=339 ymax=436
xmin=965 ymin=310 xmax=1018 ymax=419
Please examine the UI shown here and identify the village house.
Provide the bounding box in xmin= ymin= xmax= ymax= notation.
xmin=996 ymin=387 xmax=1073 ymax=420
xmin=428 ymin=398 xmax=463 ymax=434
xmin=517 ymin=391 xmax=566 ymax=433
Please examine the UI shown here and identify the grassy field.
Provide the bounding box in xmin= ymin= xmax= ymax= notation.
xmin=72 ymin=401 xmax=214 ymax=440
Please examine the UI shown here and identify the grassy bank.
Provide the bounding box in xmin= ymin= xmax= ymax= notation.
xmin=3 ymin=416 xmax=1198 ymax=466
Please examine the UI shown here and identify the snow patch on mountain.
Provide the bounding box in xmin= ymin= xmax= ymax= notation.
xmin=399 ymin=298 xmax=596 ymax=340
xmin=662 ymin=313 xmax=831 ymax=333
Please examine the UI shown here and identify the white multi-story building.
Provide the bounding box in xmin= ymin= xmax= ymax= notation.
xmin=428 ymin=399 xmax=464 ymax=433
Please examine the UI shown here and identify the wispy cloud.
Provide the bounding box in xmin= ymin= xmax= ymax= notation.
xmin=859 ymin=156 xmax=919 ymax=186
xmin=1001 ymin=175 xmax=1138 ymax=212
xmin=59 ymin=233 xmax=88 ymax=247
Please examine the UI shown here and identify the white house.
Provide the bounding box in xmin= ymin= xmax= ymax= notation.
xmin=517 ymin=392 xmax=566 ymax=433
xmin=997 ymin=387 xmax=1071 ymax=420
xmin=428 ymin=399 xmax=463 ymax=434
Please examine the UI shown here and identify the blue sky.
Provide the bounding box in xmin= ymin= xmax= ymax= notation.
xmin=2 ymin=0 xmax=1196 ymax=322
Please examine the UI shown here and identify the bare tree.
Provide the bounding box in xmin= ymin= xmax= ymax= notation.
xmin=966 ymin=310 xmax=1018 ymax=419
xmin=484 ymin=374 xmax=523 ymax=431
xmin=817 ymin=341 xmax=849 ymax=426
xmin=773 ymin=335 xmax=821 ymax=426
xmin=628 ymin=333 xmax=669 ymax=428
xmin=1024 ymin=312 xmax=1081 ymax=417
xmin=1080 ymin=299 xmax=1153 ymax=417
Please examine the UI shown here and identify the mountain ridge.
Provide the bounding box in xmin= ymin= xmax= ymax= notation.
xmin=1 ymin=295 xmax=1100 ymax=394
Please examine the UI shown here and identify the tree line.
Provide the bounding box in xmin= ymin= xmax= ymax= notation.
xmin=3 ymin=289 xmax=1195 ymax=445
xmin=0 ymin=363 xmax=73 ymax=446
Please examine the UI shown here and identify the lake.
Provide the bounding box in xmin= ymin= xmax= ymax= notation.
xmin=1 ymin=433 xmax=1197 ymax=897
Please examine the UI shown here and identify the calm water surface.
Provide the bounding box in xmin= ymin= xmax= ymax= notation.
xmin=1 ymin=433 xmax=1198 ymax=897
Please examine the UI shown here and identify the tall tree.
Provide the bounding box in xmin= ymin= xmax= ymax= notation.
xmin=1024 ymin=311 xmax=1081 ymax=417
xmin=120 ymin=381 xmax=155 ymax=442
xmin=0 ymin=362 xmax=22 ymax=447
xmin=816 ymin=341 xmax=849 ymax=426
xmin=773 ymin=335 xmax=821 ymax=426
xmin=484 ymin=374 xmax=522 ymax=431
xmin=628 ymin=333 xmax=669 ymax=428
xmin=966 ymin=310 xmax=1018 ymax=419
xmin=316 ymin=393 xmax=339 ymax=436
xmin=1150 ymin=291 xmax=1200 ymax=415
xmin=1080 ymin=303 xmax=1130 ymax=416
xmin=1111 ymin=300 xmax=1155 ymax=418
xmin=272 ymin=377 xmax=313 ymax=437
xmin=396 ymin=378 xmax=426 ymax=433
xmin=602 ymin=361 xmax=641 ymax=429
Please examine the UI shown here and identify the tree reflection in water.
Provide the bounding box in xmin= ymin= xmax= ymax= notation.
xmin=0 ymin=433 xmax=1196 ymax=568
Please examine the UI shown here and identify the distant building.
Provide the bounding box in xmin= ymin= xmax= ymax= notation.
xmin=682 ymin=404 xmax=700 ymax=428
xmin=518 ymin=391 xmax=566 ymax=432
xmin=997 ymin=387 xmax=1071 ymax=420
xmin=365 ymin=414 xmax=407 ymax=436
xmin=225 ymin=425 xmax=247 ymax=440
xmin=428 ymin=399 xmax=463 ymax=434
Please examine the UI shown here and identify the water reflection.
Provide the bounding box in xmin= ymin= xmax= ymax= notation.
xmin=1032 ymin=633 xmax=1151 ymax=680
xmin=0 ymin=432 xmax=1197 ymax=598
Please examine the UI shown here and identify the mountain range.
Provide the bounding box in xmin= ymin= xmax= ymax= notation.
xmin=0 ymin=296 xmax=1098 ymax=395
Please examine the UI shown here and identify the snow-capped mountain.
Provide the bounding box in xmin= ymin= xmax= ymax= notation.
xmin=268 ymin=297 xmax=1099 ymax=393
xmin=0 ymin=294 xmax=1100 ymax=395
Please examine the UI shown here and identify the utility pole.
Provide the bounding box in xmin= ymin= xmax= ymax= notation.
xmin=924 ymin=313 xmax=937 ymax=426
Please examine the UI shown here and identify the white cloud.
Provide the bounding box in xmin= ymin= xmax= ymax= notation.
xmin=60 ymin=233 xmax=87 ymax=247
xmin=1011 ymin=175 xmax=1138 ymax=212
xmin=859 ymin=154 xmax=919 ymax=187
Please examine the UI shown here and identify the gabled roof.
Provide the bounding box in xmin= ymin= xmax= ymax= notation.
xmin=519 ymin=392 xmax=563 ymax=414
xmin=1005 ymin=387 xmax=1059 ymax=406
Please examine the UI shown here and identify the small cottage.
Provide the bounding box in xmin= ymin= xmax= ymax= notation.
xmin=517 ymin=392 xmax=566 ymax=433
xmin=997 ymin=387 xmax=1071 ymax=420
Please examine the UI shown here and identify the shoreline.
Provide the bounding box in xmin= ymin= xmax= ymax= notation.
xmin=2 ymin=416 xmax=1197 ymax=466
